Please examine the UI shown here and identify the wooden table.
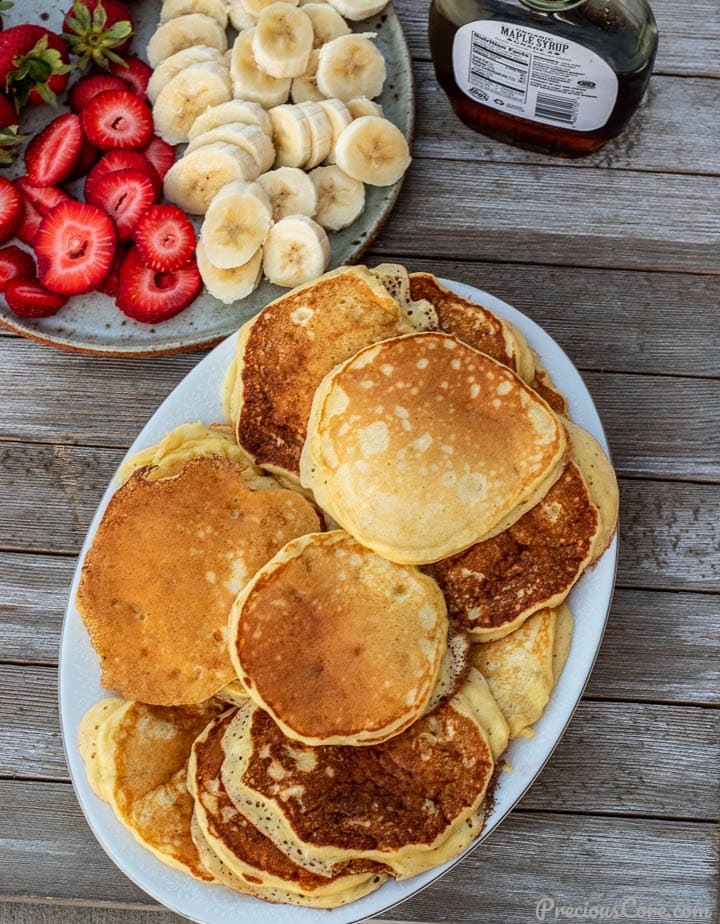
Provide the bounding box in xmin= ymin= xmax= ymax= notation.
xmin=1 ymin=1 xmax=718 ymax=921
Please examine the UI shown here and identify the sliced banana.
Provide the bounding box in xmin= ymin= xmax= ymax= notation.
xmin=200 ymin=180 xmax=273 ymax=268
xmin=326 ymin=0 xmax=387 ymax=20
xmin=258 ymin=166 xmax=317 ymax=220
xmin=228 ymin=0 xmax=257 ymax=30
xmin=159 ymin=0 xmax=228 ymax=28
xmin=269 ymin=104 xmax=312 ymax=167
xmin=146 ymin=14 xmax=227 ymax=69
xmin=153 ymin=61 xmax=232 ymax=145
xmin=244 ymin=0 xmax=297 ymax=13
xmin=187 ymin=122 xmax=276 ymax=172
xmin=147 ymin=46 xmax=225 ymax=105
xmin=316 ymin=33 xmax=385 ymax=100
xmin=296 ymin=100 xmax=332 ymax=168
xmin=346 ymin=95 xmax=383 ymax=118
xmin=230 ymin=28 xmax=292 ymax=108
xmin=290 ymin=49 xmax=324 ymax=103
xmin=197 ymin=237 xmax=264 ymax=304
xmin=334 ymin=115 xmax=410 ymax=186
xmin=164 ymin=143 xmax=261 ymax=214
xmin=189 ymin=100 xmax=273 ymax=140
xmin=253 ymin=3 xmax=314 ymax=79
xmin=262 ymin=214 xmax=329 ymax=287
xmin=309 ymin=164 xmax=364 ymax=230
xmin=317 ymin=97 xmax=351 ymax=162
xmin=303 ymin=3 xmax=350 ymax=47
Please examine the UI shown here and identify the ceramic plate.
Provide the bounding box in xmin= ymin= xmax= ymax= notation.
xmin=59 ymin=280 xmax=618 ymax=922
xmin=0 ymin=2 xmax=413 ymax=355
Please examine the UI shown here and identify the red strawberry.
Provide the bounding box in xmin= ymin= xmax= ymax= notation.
xmin=108 ymin=55 xmax=151 ymax=97
xmin=141 ymin=134 xmax=176 ymax=181
xmin=84 ymin=148 xmax=161 ymax=200
xmin=0 ymin=245 xmax=35 ymax=292
xmin=97 ymin=242 xmax=126 ymax=296
xmin=0 ymin=93 xmax=16 ymax=129
xmin=16 ymin=194 xmax=43 ymax=246
xmin=25 ymin=112 xmax=83 ymax=186
xmin=4 ymin=277 xmax=68 ymax=317
xmin=80 ymin=89 xmax=153 ymax=150
xmin=34 ymin=200 xmax=116 ymax=294
xmin=69 ymin=72 xmax=128 ymax=111
xmin=116 ymin=246 xmax=201 ymax=323
xmin=68 ymin=136 xmax=99 ymax=179
xmin=15 ymin=178 xmax=73 ymax=217
xmin=86 ymin=168 xmax=157 ymax=242
xmin=0 ymin=25 xmax=73 ymax=107
xmin=63 ymin=0 xmax=133 ymax=71
xmin=133 ymin=205 xmax=195 ymax=272
xmin=0 ymin=176 xmax=21 ymax=244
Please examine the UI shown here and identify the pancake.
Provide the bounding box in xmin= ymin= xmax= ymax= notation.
xmin=232 ymin=265 xmax=411 ymax=481
xmin=467 ymin=669 xmax=510 ymax=760
xmin=424 ymin=460 xmax=599 ymax=640
xmin=532 ymin=361 xmax=569 ymax=416
xmin=229 ymin=530 xmax=448 ymax=746
xmin=77 ymin=696 xmax=127 ymax=800
xmin=216 ymin=679 xmax=251 ymax=707
xmin=552 ymin=602 xmax=574 ymax=683
xmin=423 ymin=619 xmax=471 ymax=715
xmin=300 ymin=331 xmax=567 ymax=565
xmin=220 ymin=672 xmax=495 ymax=879
xmin=77 ymin=446 xmax=322 ymax=705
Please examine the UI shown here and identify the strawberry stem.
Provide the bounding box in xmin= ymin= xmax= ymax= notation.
xmin=63 ymin=0 xmax=133 ymax=72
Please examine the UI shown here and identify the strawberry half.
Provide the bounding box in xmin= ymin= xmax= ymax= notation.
xmin=141 ymin=134 xmax=176 ymax=181
xmin=0 ymin=245 xmax=36 ymax=293
xmin=25 ymin=112 xmax=83 ymax=187
xmin=97 ymin=242 xmax=127 ymax=297
xmin=35 ymin=200 xmax=116 ymax=295
xmin=0 ymin=177 xmax=22 ymax=245
xmin=133 ymin=205 xmax=195 ymax=272
xmin=116 ymin=246 xmax=201 ymax=324
xmin=15 ymin=178 xmax=73 ymax=217
xmin=16 ymin=194 xmax=43 ymax=246
xmin=69 ymin=72 xmax=128 ymax=111
xmin=108 ymin=55 xmax=151 ymax=97
xmin=84 ymin=148 xmax=161 ymax=200
xmin=80 ymin=89 xmax=153 ymax=150
xmin=68 ymin=136 xmax=99 ymax=179
xmin=86 ymin=167 xmax=157 ymax=242
xmin=4 ymin=277 xmax=68 ymax=317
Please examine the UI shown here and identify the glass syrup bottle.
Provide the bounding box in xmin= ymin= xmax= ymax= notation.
xmin=429 ymin=0 xmax=658 ymax=158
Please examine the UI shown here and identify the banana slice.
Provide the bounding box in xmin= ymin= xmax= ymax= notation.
xmin=160 ymin=0 xmax=228 ymax=28
xmin=258 ymin=166 xmax=317 ymax=220
xmin=269 ymin=104 xmax=312 ymax=167
xmin=189 ymin=100 xmax=273 ymax=140
xmin=244 ymin=0 xmax=297 ymax=13
xmin=309 ymin=164 xmax=364 ymax=230
xmin=318 ymin=97 xmax=351 ymax=162
xmin=146 ymin=14 xmax=227 ymax=68
xmin=326 ymin=0 xmax=387 ymax=20
xmin=153 ymin=61 xmax=232 ymax=145
xmin=164 ymin=143 xmax=261 ymax=214
xmin=334 ymin=115 xmax=410 ymax=186
xmin=290 ymin=49 xmax=324 ymax=103
xmin=303 ymin=3 xmax=350 ymax=47
xmin=316 ymin=33 xmax=385 ymax=100
xmin=187 ymin=122 xmax=276 ymax=172
xmin=346 ymin=95 xmax=383 ymax=118
xmin=228 ymin=0 xmax=257 ymax=30
xmin=295 ymin=100 xmax=332 ymax=168
xmin=197 ymin=238 xmax=264 ymax=304
xmin=200 ymin=180 xmax=273 ymax=268
xmin=253 ymin=3 xmax=314 ymax=79
xmin=147 ymin=46 xmax=225 ymax=104
xmin=262 ymin=214 xmax=329 ymax=287
xmin=231 ymin=29 xmax=292 ymax=108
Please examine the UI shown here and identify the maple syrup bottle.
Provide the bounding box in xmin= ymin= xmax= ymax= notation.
xmin=429 ymin=0 xmax=658 ymax=157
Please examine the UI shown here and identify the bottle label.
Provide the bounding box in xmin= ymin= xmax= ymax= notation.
xmin=452 ymin=20 xmax=618 ymax=132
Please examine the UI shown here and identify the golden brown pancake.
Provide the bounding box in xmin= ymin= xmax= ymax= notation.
xmin=532 ymin=363 xmax=569 ymax=416
xmin=424 ymin=461 xmax=599 ymax=640
xmin=77 ymin=454 xmax=322 ymax=704
xmin=229 ymin=530 xmax=448 ymax=746
xmin=301 ymin=332 xmax=567 ymax=565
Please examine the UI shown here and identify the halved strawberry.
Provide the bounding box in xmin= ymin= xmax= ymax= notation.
xmin=4 ymin=277 xmax=68 ymax=317
xmin=84 ymin=148 xmax=161 ymax=201
xmin=141 ymin=134 xmax=176 ymax=182
xmin=86 ymin=168 xmax=157 ymax=242
xmin=16 ymin=194 xmax=43 ymax=246
xmin=34 ymin=200 xmax=116 ymax=295
xmin=0 ymin=177 xmax=22 ymax=245
xmin=116 ymin=246 xmax=201 ymax=323
xmin=14 ymin=178 xmax=73 ymax=217
xmin=80 ymin=89 xmax=153 ymax=150
xmin=97 ymin=242 xmax=127 ymax=296
xmin=133 ymin=204 xmax=195 ymax=272
xmin=24 ymin=112 xmax=83 ymax=187
xmin=0 ymin=245 xmax=36 ymax=293
xmin=108 ymin=55 xmax=152 ymax=97
xmin=69 ymin=72 xmax=128 ymax=111
xmin=68 ymin=136 xmax=99 ymax=179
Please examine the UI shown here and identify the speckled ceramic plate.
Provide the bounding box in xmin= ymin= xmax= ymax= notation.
xmin=59 ymin=281 xmax=618 ymax=924
xmin=0 ymin=2 xmax=413 ymax=355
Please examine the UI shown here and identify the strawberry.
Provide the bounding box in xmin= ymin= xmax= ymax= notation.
xmin=63 ymin=0 xmax=133 ymax=71
xmin=97 ymin=242 xmax=126 ymax=296
xmin=116 ymin=246 xmax=201 ymax=324
xmin=0 ymin=176 xmax=21 ymax=244
xmin=86 ymin=167 xmax=157 ymax=242
xmin=35 ymin=200 xmax=116 ymax=295
xmin=80 ymin=89 xmax=152 ymax=150
xmin=16 ymin=193 xmax=42 ymax=246
xmin=141 ymin=134 xmax=176 ymax=181
xmin=15 ymin=178 xmax=73 ymax=217
xmin=84 ymin=148 xmax=161 ymax=200
xmin=68 ymin=135 xmax=99 ymax=179
xmin=0 ymin=244 xmax=35 ymax=292
xmin=69 ymin=72 xmax=128 ymax=111
xmin=108 ymin=55 xmax=151 ymax=97
xmin=4 ymin=276 xmax=68 ymax=317
xmin=0 ymin=25 xmax=73 ymax=107
xmin=25 ymin=112 xmax=83 ymax=186
xmin=0 ymin=93 xmax=16 ymax=128
xmin=133 ymin=205 xmax=195 ymax=272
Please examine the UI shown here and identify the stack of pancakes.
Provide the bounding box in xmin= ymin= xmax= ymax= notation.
xmin=77 ymin=266 xmax=618 ymax=908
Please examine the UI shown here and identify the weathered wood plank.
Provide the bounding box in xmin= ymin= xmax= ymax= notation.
xmin=0 ymin=907 xmax=183 ymax=924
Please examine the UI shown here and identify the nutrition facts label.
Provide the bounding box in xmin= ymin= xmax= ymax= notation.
xmin=452 ymin=20 xmax=618 ymax=132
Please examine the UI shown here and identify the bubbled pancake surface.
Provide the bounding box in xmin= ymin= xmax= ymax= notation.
xmin=424 ymin=461 xmax=599 ymax=640
xmin=234 ymin=266 xmax=410 ymax=480
xmin=77 ymin=456 xmax=322 ymax=705
xmin=229 ymin=530 xmax=448 ymax=746
xmin=301 ymin=332 xmax=567 ymax=565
